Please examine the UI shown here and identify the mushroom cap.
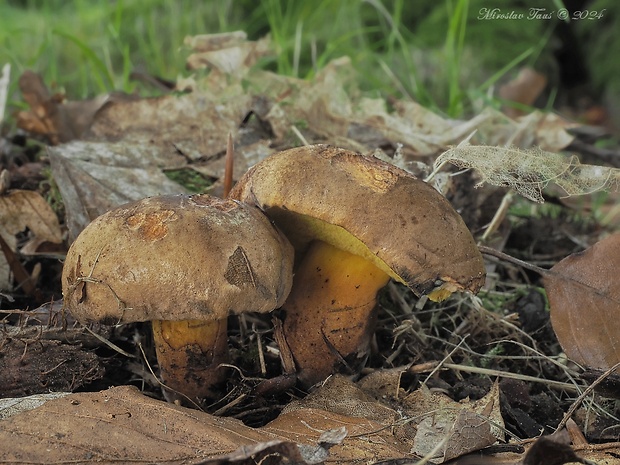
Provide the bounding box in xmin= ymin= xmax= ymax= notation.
xmin=230 ymin=145 xmax=485 ymax=296
xmin=62 ymin=194 xmax=294 ymax=324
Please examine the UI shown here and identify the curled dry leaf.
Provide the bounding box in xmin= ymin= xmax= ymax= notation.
xmin=184 ymin=31 xmax=272 ymax=76
xmin=403 ymin=382 xmax=504 ymax=462
xmin=544 ymin=233 xmax=620 ymax=370
xmin=16 ymin=70 xmax=111 ymax=144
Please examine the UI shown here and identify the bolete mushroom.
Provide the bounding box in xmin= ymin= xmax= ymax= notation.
xmin=230 ymin=145 xmax=485 ymax=387
xmin=62 ymin=194 xmax=294 ymax=403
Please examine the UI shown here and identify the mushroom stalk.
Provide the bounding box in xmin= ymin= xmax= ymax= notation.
xmin=152 ymin=319 xmax=229 ymax=402
xmin=282 ymin=240 xmax=390 ymax=387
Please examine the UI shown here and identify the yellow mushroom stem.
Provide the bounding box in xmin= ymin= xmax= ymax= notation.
xmin=282 ymin=240 xmax=391 ymax=387
xmin=151 ymin=318 xmax=229 ymax=403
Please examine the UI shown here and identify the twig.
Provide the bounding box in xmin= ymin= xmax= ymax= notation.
xmin=137 ymin=342 xmax=203 ymax=411
xmin=556 ymin=361 xmax=620 ymax=431
xmin=223 ymin=132 xmax=234 ymax=198
xmin=410 ymin=361 xmax=580 ymax=393
xmin=478 ymin=245 xmax=549 ymax=275
xmin=83 ymin=326 xmax=136 ymax=358
xmin=290 ymin=124 xmax=310 ymax=146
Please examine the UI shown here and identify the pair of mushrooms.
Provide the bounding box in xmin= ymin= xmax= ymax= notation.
xmin=62 ymin=145 xmax=485 ymax=403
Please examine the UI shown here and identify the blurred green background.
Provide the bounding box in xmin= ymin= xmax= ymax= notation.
xmin=0 ymin=0 xmax=618 ymax=121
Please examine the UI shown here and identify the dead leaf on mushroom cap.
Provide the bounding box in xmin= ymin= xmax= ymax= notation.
xmin=545 ymin=232 xmax=620 ymax=370
xmin=230 ymin=144 xmax=485 ymax=296
xmin=62 ymin=194 xmax=294 ymax=323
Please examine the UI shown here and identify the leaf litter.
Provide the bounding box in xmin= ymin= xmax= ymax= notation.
xmin=0 ymin=31 xmax=619 ymax=464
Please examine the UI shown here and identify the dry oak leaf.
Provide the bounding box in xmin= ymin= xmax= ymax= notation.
xmin=545 ymin=232 xmax=620 ymax=370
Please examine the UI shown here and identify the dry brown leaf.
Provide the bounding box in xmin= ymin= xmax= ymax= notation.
xmin=184 ymin=31 xmax=272 ymax=76
xmin=16 ymin=71 xmax=112 ymax=145
xmin=445 ymin=429 xmax=613 ymax=465
xmin=48 ymin=141 xmax=189 ymax=240
xmin=0 ymin=189 xmax=63 ymax=289
xmin=88 ymin=91 xmax=252 ymax=159
xmin=499 ymin=68 xmax=548 ymax=118
xmin=545 ymin=233 xmax=620 ymax=370
xmin=474 ymin=107 xmax=576 ymax=152
xmin=0 ymin=385 xmax=412 ymax=464
xmin=403 ymin=382 xmax=503 ymax=462
xmin=0 ymin=189 xmax=62 ymax=248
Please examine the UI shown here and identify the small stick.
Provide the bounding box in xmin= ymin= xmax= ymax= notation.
xmin=255 ymin=323 xmax=267 ymax=377
xmin=410 ymin=361 xmax=579 ymax=393
xmin=478 ymin=245 xmax=549 ymax=275
xmin=223 ymin=133 xmax=234 ymax=198
xmin=556 ymin=361 xmax=620 ymax=431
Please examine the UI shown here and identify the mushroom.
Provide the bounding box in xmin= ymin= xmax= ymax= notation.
xmin=62 ymin=194 xmax=294 ymax=403
xmin=230 ymin=145 xmax=485 ymax=387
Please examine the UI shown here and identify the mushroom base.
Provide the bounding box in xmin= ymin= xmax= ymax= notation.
xmin=152 ymin=318 xmax=229 ymax=403
xmin=282 ymin=240 xmax=390 ymax=388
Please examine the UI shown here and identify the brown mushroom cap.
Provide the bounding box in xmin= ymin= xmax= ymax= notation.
xmin=62 ymin=194 xmax=294 ymax=324
xmin=230 ymin=144 xmax=485 ymax=296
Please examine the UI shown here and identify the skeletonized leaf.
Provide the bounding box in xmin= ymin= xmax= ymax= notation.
xmin=544 ymin=233 xmax=620 ymax=370
xmin=434 ymin=144 xmax=620 ymax=203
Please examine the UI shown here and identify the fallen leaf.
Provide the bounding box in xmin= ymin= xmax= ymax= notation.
xmin=0 ymin=385 xmax=412 ymax=464
xmin=474 ymin=107 xmax=576 ymax=152
xmin=0 ymin=393 xmax=70 ymax=421
xmin=48 ymin=140 xmax=189 ymax=240
xmin=544 ymin=233 xmax=620 ymax=370
xmin=88 ymin=91 xmax=253 ymax=160
xmin=445 ymin=430 xmax=602 ymax=465
xmin=16 ymin=70 xmax=112 ymax=144
xmin=0 ymin=189 xmax=63 ymax=289
xmin=0 ymin=189 xmax=62 ymax=247
xmin=499 ymin=67 xmax=547 ymax=118
xmin=403 ymin=382 xmax=504 ymax=462
xmin=184 ymin=31 xmax=272 ymax=76
xmin=434 ymin=143 xmax=619 ymax=203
